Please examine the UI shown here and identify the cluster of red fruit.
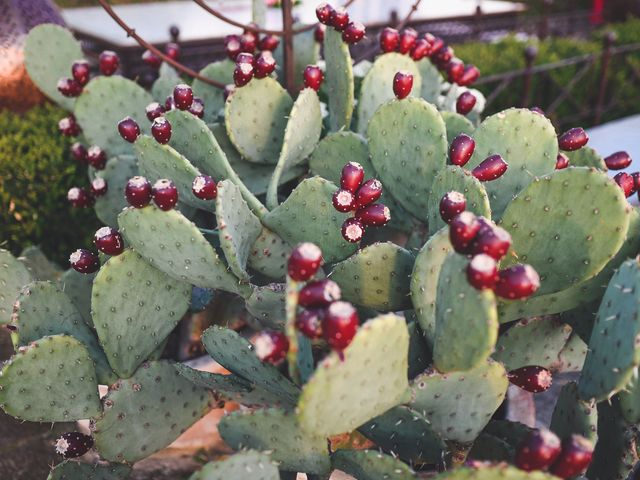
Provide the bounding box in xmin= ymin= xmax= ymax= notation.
xmin=448 ymin=133 xmax=509 ymax=182
xmin=141 ymin=42 xmax=180 ymax=69
xmin=315 ymin=3 xmax=366 ymax=45
xmin=66 ymin=145 xmax=110 ymax=209
xmin=332 ymin=162 xmax=390 ymax=243
xmin=223 ymin=26 xmax=280 ymax=88
xmin=69 ymin=225 xmax=124 ymax=275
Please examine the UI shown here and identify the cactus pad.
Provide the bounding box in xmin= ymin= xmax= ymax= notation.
xmin=47 ymin=461 xmax=132 ymax=480
xmin=618 ymin=374 xmax=640 ymax=424
xmin=0 ymin=249 xmax=32 ymax=325
xmin=94 ymin=155 xmax=138 ymax=227
xmin=248 ymin=228 xmax=292 ymax=280
xmin=18 ymin=246 xmax=62 ymax=281
xmin=566 ymin=146 xmax=607 ymax=170
xmin=331 ymin=450 xmax=416 ymax=480
xmin=297 ymin=314 xmax=409 ymax=437
xmin=416 ymin=59 xmax=443 ymax=103
xmin=196 ymin=451 xmax=280 ymax=480
xmin=441 ymin=111 xmax=475 ymax=143
xmin=59 ymin=268 xmax=95 ymax=327
xmin=550 ymin=381 xmax=597 ymax=442
xmin=324 ymin=28 xmax=355 ymax=131
xmin=245 ymin=283 xmax=286 ymax=330
xmin=151 ymin=63 xmax=180 ymax=103
xmin=407 ymin=320 xmax=432 ymax=379
xmin=434 ymin=465 xmax=558 ymax=479
xmin=0 ymin=335 xmax=101 ymax=421
xmin=192 ymin=60 xmax=235 ymax=124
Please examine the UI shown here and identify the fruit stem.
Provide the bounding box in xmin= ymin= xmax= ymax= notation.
xmin=285 ymin=276 xmax=301 ymax=385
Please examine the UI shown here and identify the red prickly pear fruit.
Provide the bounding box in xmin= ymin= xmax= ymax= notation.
xmin=614 ymin=172 xmax=636 ymax=197
xmin=429 ymin=36 xmax=445 ymax=54
xmin=632 ymin=172 xmax=640 ymax=191
xmin=94 ymin=226 xmax=124 ymax=256
xmin=330 ymin=8 xmax=350 ymax=31
xmin=456 ymin=91 xmax=477 ymax=115
xmin=59 ymin=115 xmax=81 ymax=137
xmin=516 ymin=429 xmax=562 ymax=471
xmin=398 ymin=28 xmax=418 ymax=54
xmin=69 ymin=249 xmax=100 ymax=274
xmin=57 ymin=77 xmax=83 ymax=97
xmin=67 ymin=187 xmax=93 ymax=208
xmin=605 ymin=151 xmax=632 ymax=170
xmin=354 ymin=179 xmax=383 ymax=209
xmin=90 ymin=177 xmax=108 ymax=197
xmin=549 ymin=435 xmax=594 ymax=478
xmin=151 ymin=117 xmax=172 ymax=145
xmin=458 ymin=64 xmax=480 ymax=86
xmin=342 ymin=21 xmax=366 ymax=44
xmin=87 ymin=145 xmax=107 ymax=170
xmin=555 ymin=152 xmax=570 ymax=170
xmin=165 ymin=95 xmax=176 ymax=111
xmin=173 ymin=84 xmax=194 ymax=110
xmin=439 ymin=191 xmax=466 ymax=224
xmin=508 ymin=365 xmax=553 ymax=393
xmin=341 ymin=162 xmax=365 ymax=193
xmin=558 ymin=127 xmax=589 ymax=151
xmin=125 ymin=176 xmax=152 ymax=208
xmin=99 ymin=50 xmax=119 ymax=76
xmin=241 ymin=26 xmax=258 ymax=52
xmin=303 ymin=65 xmax=324 ymax=91
xmin=259 ymin=34 xmax=280 ymax=51
xmin=118 ymin=117 xmax=140 ymax=143
xmin=449 ymin=211 xmax=481 ymax=254
xmin=447 ymin=60 xmax=465 ymax=83
xmin=379 ymin=27 xmax=400 ymax=53
xmin=295 ymin=308 xmax=324 ymax=339
xmin=253 ymin=330 xmax=289 ymax=365
xmin=145 ymin=102 xmax=166 ymax=121
xmin=165 ymin=42 xmax=180 ymax=60
xmin=152 ymin=179 xmax=178 ymax=211
xmin=410 ymin=38 xmax=431 ymax=61
xmin=192 ymin=175 xmax=218 ymax=200
xmin=254 ymin=51 xmax=276 ymax=79
xmin=449 ymin=133 xmax=476 ymax=167
xmin=332 ymin=189 xmax=356 ymax=212
xmin=472 ymin=154 xmax=508 ymax=182
xmin=235 ymin=52 xmax=254 ymax=66
xmin=299 ymin=279 xmax=342 ymax=308
xmin=530 ymin=106 xmax=545 ymax=115
xmin=466 ymin=254 xmax=499 ymax=290
xmin=316 ymin=3 xmax=335 ymax=25
xmin=288 ymin=242 xmax=323 ymax=281
xmin=55 ymin=432 xmax=94 ymax=458
xmin=432 ymin=45 xmax=454 ymax=67
xmin=323 ymin=301 xmax=359 ymax=351
xmin=189 ymin=97 xmax=205 ymax=118
xmin=224 ymin=84 xmax=236 ymax=101
xmin=471 ymin=218 xmax=512 ymax=260
xmin=495 ymin=264 xmax=540 ymax=299
xmin=342 ymin=217 xmax=365 ymax=243
xmin=70 ymin=142 xmax=88 ymax=164
xmin=71 ymin=60 xmax=91 ymax=87
xmin=225 ymin=35 xmax=242 ymax=60
xmin=356 ymin=203 xmax=391 ymax=227
xmin=142 ymin=49 xmax=162 ymax=68
xmin=393 ymin=71 xmax=414 ymax=99
xmin=314 ymin=24 xmax=326 ymax=43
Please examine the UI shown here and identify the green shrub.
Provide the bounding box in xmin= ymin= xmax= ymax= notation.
xmin=0 ymin=104 xmax=100 ymax=265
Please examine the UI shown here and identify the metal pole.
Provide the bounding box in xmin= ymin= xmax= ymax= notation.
xmin=282 ymin=0 xmax=296 ymax=95
xmin=522 ymin=46 xmax=538 ymax=107
xmin=594 ymin=31 xmax=616 ymax=125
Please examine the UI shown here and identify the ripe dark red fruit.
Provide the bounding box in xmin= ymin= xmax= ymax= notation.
xmin=298 ymin=279 xmax=342 ymax=308
xmin=90 ymin=177 xmax=108 ymax=197
xmin=354 ymin=179 xmax=383 ymax=209
xmin=70 ymin=143 xmax=88 ymax=163
xmin=530 ymin=106 xmax=545 ymax=115
xmin=173 ymin=84 xmax=194 ymax=110
xmin=303 ymin=65 xmax=324 ymax=91
xmin=449 ymin=211 xmax=481 ymax=254
xmin=316 ymin=3 xmax=334 ymax=25
xmin=330 ymin=8 xmax=350 ymax=31
xmin=614 ymin=172 xmax=636 ymax=197
xmin=495 ymin=264 xmax=540 ymax=299
xmin=99 ymin=50 xmax=119 ymax=76
xmin=69 ymin=249 xmax=100 ymax=274
xmin=471 ymin=218 xmax=512 ymax=260
xmin=225 ymin=35 xmax=242 ymax=60
xmin=449 ymin=134 xmax=476 ymax=167
xmin=356 ymin=203 xmax=391 ymax=227
xmin=189 ymin=97 xmax=205 ymax=118
xmin=254 ymin=330 xmax=289 ymax=365
xmin=341 ymin=162 xmax=365 ymax=193
xmin=151 ymin=117 xmax=172 ymax=144
xmin=118 ymin=117 xmax=140 ymax=143
xmin=67 ymin=187 xmax=93 ymax=208
xmin=633 ymin=172 xmax=640 ymax=191
xmin=555 ymin=153 xmax=570 ymax=170
xmin=295 ymin=308 xmax=324 ymax=339
xmin=55 ymin=432 xmax=94 ymax=458
xmin=125 ymin=176 xmax=153 ymax=208
xmin=549 ymin=435 xmax=594 ymax=478
xmin=59 ymin=115 xmax=81 ymax=137
xmin=398 ymin=28 xmax=418 ymax=54
xmin=447 ymin=60 xmax=465 ymax=84
xmin=94 ymin=226 xmax=124 ymax=256
xmin=165 ymin=42 xmax=180 ymax=60
xmin=259 ymin=34 xmax=280 ymax=51
xmin=241 ymin=26 xmax=258 ymax=53
xmin=323 ymin=301 xmax=359 ymax=351
xmin=429 ymin=36 xmax=445 ymax=55
xmin=393 ymin=71 xmax=414 ymax=99
xmin=234 ymin=62 xmax=254 ymax=87
xmin=145 ymin=102 xmax=165 ymax=121
xmin=508 ymin=366 xmax=553 ymax=393
xmin=467 ymin=254 xmax=499 ymax=290
xmin=558 ymin=127 xmax=589 ymax=151
xmin=342 ymin=21 xmax=365 ymax=44
xmin=314 ymin=24 xmax=326 ymax=43
xmin=516 ymin=429 xmax=562 ymax=472
xmin=142 ymin=49 xmax=162 ymax=68
xmin=288 ymin=242 xmax=323 ymax=281
xmin=410 ymin=38 xmax=431 ymax=61
xmin=192 ymin=175 xmax=218 ymax=200
xmin=87 ymin=145 xmax=107 ymax=170
xmin=458 ymin=65 xmax=480 ymax=87
xmin=165 ymin=95 xmax=176 ymax=111
xmin=332 ymin=189 xmax=356 ymax=212
xmin=152 ymin=179 xmax=178 ymax=211
xmin=380 ymin=27 xmax=400 ymax=53
xmin=57 ymin=77 xmax=82 ymax=97
xmin=432 ymin=45 xmax=454 ymax=67
xmin=604 ymin=151 xmax=632 ymax=170
xmin=236 ymin=52 xmax=255 ymax=65
xmin=71 ymin=60 xmax=91 ymax=86
xmin=472 ymin=154 xmax=508 ymax=182
xmin=254 ymin=52 xmax=276 ymax=79
xmin=456 ymin=91 xmax=477 ymax=115
xmin=341 ymin=217 xmax=365 ymax=243
xmin=439 ymin=191 xmax=466 ymax=224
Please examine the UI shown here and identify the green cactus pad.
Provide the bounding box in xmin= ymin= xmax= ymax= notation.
xmin=58 ymin=271 xmax=95 ymax=328
xmin=94 ymin=155 xmax=139 ymax=227
xmin=298 ymin=314 xmax=409 ymax=437
xmin=18 ymin=246 xmax=62 ymax=281
xmin=24 ymin=24 xmax=83 ymax=111
xmin=151 ymin=63 xmax=180 ymax=103
xmin=0 ymin=335 xmax=101 ymax=421
xmin=267 ymin=88 xmax=322 ymax=208
xmin=219 ymin=408 xmax=331 ymax=475
xmin=434 ymin=465 xmax=558 ymax=479
xmin=215 ymin=180 xmax=262 ymax=282
xmin=328 ymin=242 xmax=414 ymax=311
xmin=202 ymin=326 xmax=299 ymax=406
xmin=427 ymin=165 xmax=491 ymax=234
xmin=466 ymin=108 xmax=558 ymax=218
xmin=368 ymin=98 xmax=448 ymax=221
xmin=324 ymin=28 xmax=355 ymax=131
xmin=93 ymin=360 xmax=212 ymax=463
xmin=247 ymin=228 xmax=291 ymax=281
xmin=416 ymin=59 xmax=443 ymax=103
xmin=483 ymin=419 xmax=535 ymax=448
xmin=245 ymin=283 xmax=286 ymax=330
xmin=554 ymin=332 xmax=588 ymax=372
xmin=193 ymin=60 xmax=236 ymax=124
xmin=197 ymin=451 xmax=280 ymax=480
xmin=74 ymin=76 xmax=153 ymax=155
xmin=359 ymin=406 xmax=445 ymax=464
xmin=407 ymin=320 xmax=432 ymax=379
xmin=357 ymin=53 xmax=422 ymax=135
xmin=331 ymin=450 xmax=416 ymax=480
xmin=0 ymin=249 xmax=32 ymax=325
xmin=500 ymin=167 xmax=630 ymax=296
xmin=468 ymin=433 xmax=514 ymax=463
xmin=410 ymin=360 xmax=508 ymax=443
xmin=47 ymin=461 xmax=132 ymax=480
xmin=579 ymin=259 xmax=640 ymax=401
xmin=410 ymin=228 xmax=454 ymax=347
xmin=225 ymin=77 xmax=293 ymax=164
xmin=263 ymin=177 xmax=357 ymax=263
xmin=433 ymin=253 xmax=498 ymax=372
xmin=493 ymin=317 xmax=572 ymax=371
xmin=92 ymin=249 xmax=191 ymax=378
xmin=550 ymin=381 xmax=598 ymax=442
xmin=618 ymin=374 xmax=640 ymax=424
xmin=441 ymin=111 xmax=475 ymax=143
xmin=566 ymin=146 xmax=607 ymax=170
xmin=118 ymin=206 xmax=245 ymax=295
